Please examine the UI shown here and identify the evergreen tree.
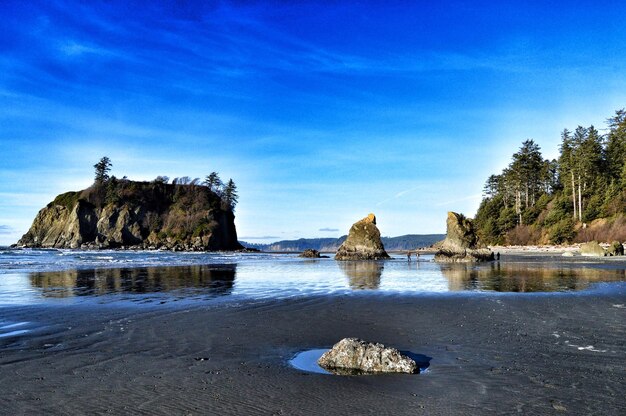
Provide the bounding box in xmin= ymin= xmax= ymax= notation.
xmin=558 ymin=129 xmax=577 ymax=220
xmin=606 ymin=109 xmax=626 ymax=179
xmin=222 ymin=179 xmax=238 ymax=211
xmin=94 ymin=157 xmax=112 ymax=185
xmin=204 ymin=172 xmax=223 ymax=192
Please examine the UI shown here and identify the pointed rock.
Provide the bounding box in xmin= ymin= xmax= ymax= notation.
xmin=335 ymin=214 xmax=390 ymax=260
xmin=434 ymin=212 xmax=494 ymax=263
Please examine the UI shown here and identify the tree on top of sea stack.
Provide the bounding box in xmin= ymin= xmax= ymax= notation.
xmin=94 ymin=156 xmax=112 ymax=185
xmin=222 ymin=179 xmax=238 ymax=211
xmin=335 ymin=213 xmax=390 ymax=260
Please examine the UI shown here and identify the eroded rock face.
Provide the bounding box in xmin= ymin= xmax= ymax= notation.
xmin=17 ymin=185 xmax=242 ymax=251
xmin=318 ymin=338 xmax=417 ymax=374
xmin=607 ymin=241 xmax=624 ymax=256
xmin=335 ymin=214 xmax=390 ymax=260
xmin=580 ymin=241 xmax=606 ymax=257
xmin=434 ymin=212 xmax=494 ymax=263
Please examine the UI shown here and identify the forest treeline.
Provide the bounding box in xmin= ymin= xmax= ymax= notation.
xmin=474 ymin=108 xmax=626 ymax=245
xmin=89 ymin=157 xmax=238 ymax=212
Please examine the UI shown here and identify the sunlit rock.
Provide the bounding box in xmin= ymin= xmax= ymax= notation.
xmin=318 ymin=338 xmax=417 ymax=374
xmin=580 ymin=241 xmax=606 ymax=257
xmin=335 ymin=214 xmax=390 ymax=260
xmin=434 ymin=212 xmax=494 ymax=263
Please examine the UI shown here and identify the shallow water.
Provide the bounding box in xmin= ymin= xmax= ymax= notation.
xmin=0 ymin=248 xmax=625 ymax=306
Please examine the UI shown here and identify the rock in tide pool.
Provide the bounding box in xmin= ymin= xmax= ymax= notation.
xmin=317 ymin=338 xmax=417 ymax=374
xmin=434 ymin=212 xmax=494 ymax=263
xmin=335 ymin=214 xmax=390 ymax=260
xmin=580 ymin=241 xmax=606 ymax=257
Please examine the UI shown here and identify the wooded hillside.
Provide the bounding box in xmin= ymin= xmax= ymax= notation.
xmin=474 ymin=109 xmax=626 ymax=245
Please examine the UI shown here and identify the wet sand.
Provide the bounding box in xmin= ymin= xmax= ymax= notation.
xmin=1 ymin=289 xmax=626 ymax=415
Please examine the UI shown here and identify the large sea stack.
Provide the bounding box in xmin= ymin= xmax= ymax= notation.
xmin=335 ymin=214 xmax=390 ymax=260
xmin=434 ymin=211 xmax=494 ymax=263
xmin=17 ymin=179 xmax=242 ymax=251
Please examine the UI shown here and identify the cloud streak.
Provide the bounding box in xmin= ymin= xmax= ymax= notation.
xmin=376 ymin=185 xmax=426 ymax=207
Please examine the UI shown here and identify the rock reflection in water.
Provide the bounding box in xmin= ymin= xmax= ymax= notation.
xmin=440 ymin=262 xmax=626 ymax=292
xmin=29 ymin=264 xmax=237 ymax=298
xmin=338 ymin=261 xmax=383 ymax=290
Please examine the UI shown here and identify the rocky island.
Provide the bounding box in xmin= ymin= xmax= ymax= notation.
xmin=17 ymin=159 xmax=242 ymax=251
xmin=434 ymin=211 xmax=494 ymax=262
xmin=335 ymin=214 xmax=390 ymax=260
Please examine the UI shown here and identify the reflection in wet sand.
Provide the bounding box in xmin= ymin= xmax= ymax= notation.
xmin=440 ymin=262 xmax=626 ymax=292
xmin=29 ymin=265 xmax=237 ymax=298
xmin=338 ymin=261 xmax=383 ymax=290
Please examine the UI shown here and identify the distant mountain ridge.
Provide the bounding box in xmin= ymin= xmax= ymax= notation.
xmin=240 ymin=234 xmax=444 ymax=252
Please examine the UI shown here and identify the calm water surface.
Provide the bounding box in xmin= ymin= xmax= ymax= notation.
xmin=1 ymin=248 xmax=626 ymax=308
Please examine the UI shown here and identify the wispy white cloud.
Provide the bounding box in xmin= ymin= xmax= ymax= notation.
xmin=57 ymin=40 xmax=116 ymax=57
xmin=0 ymin=225 xmax=12 ymax=235
xmin=318 ymin=228 xmax=339 ymax=232
xmin=376 ymin=185 xmax=427 ymax=207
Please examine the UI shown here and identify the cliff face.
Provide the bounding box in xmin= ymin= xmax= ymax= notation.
xmin=18 ymin=180 xmax=242 ymax=251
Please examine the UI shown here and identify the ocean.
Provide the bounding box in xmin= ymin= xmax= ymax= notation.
xmin=1 ymin=248 xmax=625 ymax=308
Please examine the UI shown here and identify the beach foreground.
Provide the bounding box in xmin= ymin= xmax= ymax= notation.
xmin=1 ymin=290 xmax=625 ymax=415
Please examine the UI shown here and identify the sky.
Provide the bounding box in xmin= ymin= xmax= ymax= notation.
xmin=1 ymin=0 xmax=626 ymax=245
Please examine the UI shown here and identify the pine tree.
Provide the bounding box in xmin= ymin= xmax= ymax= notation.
xmin=222 ymin=179 xmax=238 ymax=211
xmin=94 ymin=157 xmax=112 ymax=185
xmin=204 ymin=172 xmax=223 ymax=192
xmin=606 ymin=109 xmax=626 ymax=180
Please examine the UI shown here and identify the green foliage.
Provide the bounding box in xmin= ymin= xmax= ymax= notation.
xmin=582 ymin=193 xmax=603 ymax=223
xmin=204 ymin=172 xmax=222 ymax=192
xmin=541 ymin=194 xmax=571 ymax=228
xmin=222 ymin=179 xmax=238 ymax=211
xmin=497 ymin=207 xmax=518 ymax=235
xmin=549 ymin=218 xmax=576 ymax=244
xmin=51 ymin=191 xmax=81 ymax=210
xmin=105 ymin=177 xmax=121 ymax=205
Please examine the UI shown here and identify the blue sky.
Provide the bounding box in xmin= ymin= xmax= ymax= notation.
xmin=1 ymin=0 xmax=626 ymax=245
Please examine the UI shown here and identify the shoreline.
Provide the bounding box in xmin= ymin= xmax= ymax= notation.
xmin=1 ymin=288 xmax=625 ymax=415
xmin=5 ymin=242 xmax=625 ymax=256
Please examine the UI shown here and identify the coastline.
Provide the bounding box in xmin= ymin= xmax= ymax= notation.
xmin=1 ymin=288 xmax=625 ymax=415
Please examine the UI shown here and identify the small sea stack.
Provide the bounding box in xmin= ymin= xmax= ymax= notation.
xmin=434 ymin=211 xmax=494 ymax=263
xmin=299 ymin=249 xmax=322 ymax=258
xmin=335 ymin=214 xmax=390 ymax=260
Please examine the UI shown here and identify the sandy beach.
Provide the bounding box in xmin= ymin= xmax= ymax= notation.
xmin=1 ymin=286 xmax=625 ymax=415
